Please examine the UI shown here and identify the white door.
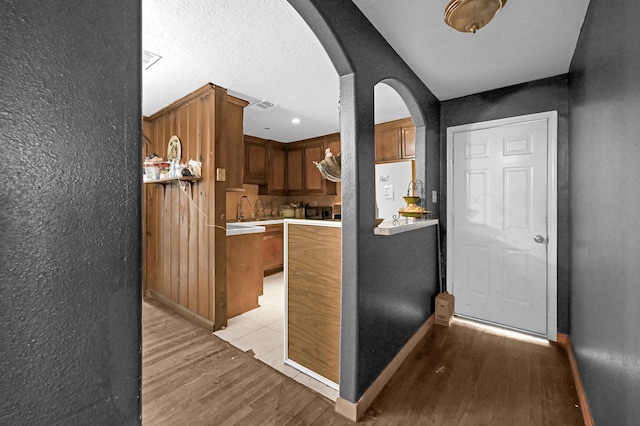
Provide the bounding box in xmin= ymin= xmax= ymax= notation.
xmin=447 ymin=112 xmax=557 ymax=338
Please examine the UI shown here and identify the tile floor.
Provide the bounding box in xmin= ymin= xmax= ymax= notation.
xmin=214 ymin=272 xmax=339 ymax=402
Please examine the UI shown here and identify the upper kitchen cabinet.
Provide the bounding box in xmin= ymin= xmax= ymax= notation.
xmin=286 ymin=145 xmax=305 ymax=195
xmin=243 ymin=136 xmax=268 ymax=185
xmin=267 ymin=142 xmax=287 ymax=195
xmin=243 ymin=136 xmax=287 ymax=195
xmin=375 ymin=117 xmax=415 ymax=163
xmin=225 ymin=97 xmax=249 ymax=190
xmin=287 ymin=137 xmax=337 ymax=196
xmin=303 ymin=141 xmax=325 ymax=194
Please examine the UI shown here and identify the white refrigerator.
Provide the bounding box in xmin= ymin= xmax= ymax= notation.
xmin=375 ymin=160 xmax=413 ymax=221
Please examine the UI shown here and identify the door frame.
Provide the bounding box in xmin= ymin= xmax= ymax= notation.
xmin=446 ymin=111 xmax=558 ymax=341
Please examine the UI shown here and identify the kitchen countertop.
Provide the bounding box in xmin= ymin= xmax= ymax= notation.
xmin=374 ymin=218 xmax=438 ymax=235
xmin=226 ymin=223 xmax=266 ymax=236
xmin=229 ymin=218 xmax=342 ymax=227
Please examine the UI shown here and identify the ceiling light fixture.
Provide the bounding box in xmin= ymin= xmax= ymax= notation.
xmin=444 ymin=0 xmax=507 ymax=34
xmin=291 ymin=118 xmax=301 ymax=124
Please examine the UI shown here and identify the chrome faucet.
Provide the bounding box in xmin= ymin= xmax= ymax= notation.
xmin=255 ymin=198 xmax=265 ymax=217
xmin=238 ymin=195 xmax=253 ymax=220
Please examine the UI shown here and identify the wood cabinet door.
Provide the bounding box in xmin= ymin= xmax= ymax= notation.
xmin=287 ymin=147 xmax=304 ymax=194
xmin=268 ymin=143 xmax=287 ymax=195
xmin=375 ymin=126 xmax=402 ymax=162
xmin=304 ymin=142 xmax=325 ymax=194
xmin=262 ymin=224 xmax=284 ymax=275
xmin=326 ymin=135 xmax=340 ymax=156
xmin=402 ymin=126 xmax=415 ymax=159
xmin=225 ymin=101 xmax=246 ymax=189
xmin=244 ymin=138 xmax=267 ymax=184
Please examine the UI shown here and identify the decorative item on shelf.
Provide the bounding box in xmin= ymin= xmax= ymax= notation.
xmin=167 ymin=135 xmax=182 ymax=162
xmin=185 ymin=159 xmax=202 ymax=178
xmin=394 ymin=179 xmax=430 ymax=223
xmin=314 ymin=148 xmax=341 ymax=182
xmin=444 ymin=0 xmax=507 ymax=33
xmin=143 ymin=152 xmax=169 ymax=181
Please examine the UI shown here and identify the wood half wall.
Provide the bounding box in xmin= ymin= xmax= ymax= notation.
xmin=142 ymin=84 xmax=247 ymax=329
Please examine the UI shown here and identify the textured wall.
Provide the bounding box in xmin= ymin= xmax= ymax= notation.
xmin=0 ymin=1 xmax=142 ymax=424
xmin=288 ymin=0 xmax=441 ymax=401
xmin=440 ymin=75 xmax=571 ymax=333
xmin=569 ymin=0 xmax=640 ymax=423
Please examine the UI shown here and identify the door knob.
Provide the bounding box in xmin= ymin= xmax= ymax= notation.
xmin=534 ymin=235 xmax=546 ymax=243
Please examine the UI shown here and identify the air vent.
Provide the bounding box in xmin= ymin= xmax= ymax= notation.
xmin=250 ymin=100 xmax=276 ymax=110
xmin=142 ymin=50 xmax=162 ymax=70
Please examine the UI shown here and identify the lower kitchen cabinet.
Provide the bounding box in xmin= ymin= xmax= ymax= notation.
xmin=262 ymin=224 xmax=284 ymax=275
xmin=285 ymin=220 xmax=341 ymax=386
xmin=227 ymin=232 xmax=264 ymax=318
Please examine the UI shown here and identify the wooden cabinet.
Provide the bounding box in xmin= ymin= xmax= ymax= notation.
xmin=225 ymin=98 xmax=248 ymax=190
xmin=286 ymin=222 xmax=341 ymax=385
xmin=402 ymin=126 xmax=415 ymax=158
xmin=243 ymin=136 xmax=268 ymax=185
xmin=303 ymin=142 xmax=325 ymax=194
xmin=227 ymin=232 xmax=264 ymax=318
xmin=326 ymin=134 xmax=341 ymax=157
xmin=286 ymin=146 xmax=304 ymax=195
xmin=375 ymin=117 xmax=415 ymax=163
xmin=262 ymin=224 xmax=284 ymax=275
xmin=375 ymin=125 xmax=402 ymax=162
xmin=268 ymin=142 xmax=287 ymax=195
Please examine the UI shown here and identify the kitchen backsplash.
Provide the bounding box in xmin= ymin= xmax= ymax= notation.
xmin=226 ymin=184 xmax=341 ymax=221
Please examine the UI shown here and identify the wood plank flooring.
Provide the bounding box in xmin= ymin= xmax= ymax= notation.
xmin=142 ymin=297 xmax=350 ymax=425
xmin=143 ymin=298 xmax=584 ymax=425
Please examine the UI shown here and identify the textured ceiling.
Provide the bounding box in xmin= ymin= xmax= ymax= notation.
xmin=142 ymin=0 xmax=589 ymax=142
xmin=353 ymin=0 xmax=591 ymax=100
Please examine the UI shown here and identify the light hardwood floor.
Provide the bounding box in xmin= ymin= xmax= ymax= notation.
xmin=143 ymin=298 xmax=584 ymax=425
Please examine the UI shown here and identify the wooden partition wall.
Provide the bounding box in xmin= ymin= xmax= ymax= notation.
xmin=142 ymin=84 xmax=247 ymax=330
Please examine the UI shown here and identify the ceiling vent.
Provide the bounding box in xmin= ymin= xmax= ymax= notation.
xmin=143 ymin=50 xmax=162 ymax=70
xmin=250 ymin=100 xmax=276 ymax=110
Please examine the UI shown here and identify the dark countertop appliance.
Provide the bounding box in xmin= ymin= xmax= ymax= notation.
xmin=305 ymin=205 xmax=333 ymax=220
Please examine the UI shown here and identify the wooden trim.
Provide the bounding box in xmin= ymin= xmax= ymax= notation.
xmin=558 ymin=333 xmax=593 ymax=426
xmin=148 ymin=83 xmax=247 ymax=121
xmin=146 ymin=289 xmax=214 ymax=331
xmin=335 ymin=314 xmax=435 ymax=422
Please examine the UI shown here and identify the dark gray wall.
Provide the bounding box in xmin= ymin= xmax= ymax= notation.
xmin=440 ymin=75 xmax=571 ymax=334
xmin=1 ymin=1 xmax=142 ymax=424
xmin=569 ymin=0 xmax=640 ymax=423
xmin=289 ymin=0 xmax=441 ymax=401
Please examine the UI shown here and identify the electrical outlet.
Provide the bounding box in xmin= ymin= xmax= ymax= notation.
xmin=432 ymin=190 xmax=438 ymax=203
xmin=216 ymin=168 xmax=226 ymax=182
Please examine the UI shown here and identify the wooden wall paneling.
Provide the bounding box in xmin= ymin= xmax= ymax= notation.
xmin=196 ymin=95 xmax=210 ymax=319
xmin=177 ymin=104 xmax=189 ymax=308
xmin=142 ymin=118 xmax=154 ymax=294
xmin=169 ymin=110 xmax=180 ymax=304
xmin=143 ymin=84 xmax=241 ymax=328
xmin=213 ymin=87 xmax=228 ymax=329
xmin=187 ymin=101 xmax=199 ymax=313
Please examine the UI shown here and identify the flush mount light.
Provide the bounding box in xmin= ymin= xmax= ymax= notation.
xmin=445 ymin=0 xmax=507 ymax=33
xmin=291 ymin=118 xmax=301 ymax=124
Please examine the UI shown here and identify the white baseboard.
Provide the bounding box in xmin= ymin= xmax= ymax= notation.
xmin=335 ymin=315 xmax=435 ymax=421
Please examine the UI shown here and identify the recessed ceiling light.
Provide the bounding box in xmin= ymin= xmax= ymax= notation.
xmin=291 ymin=118 xmax=301 ymax=124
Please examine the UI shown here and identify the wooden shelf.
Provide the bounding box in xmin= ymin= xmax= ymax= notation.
xmin=143 ymin=176 xmax=202 ymax=185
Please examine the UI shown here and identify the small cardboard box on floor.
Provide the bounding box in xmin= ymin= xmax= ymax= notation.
xmin=435 ymin=291 xmax=455 ymax=326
